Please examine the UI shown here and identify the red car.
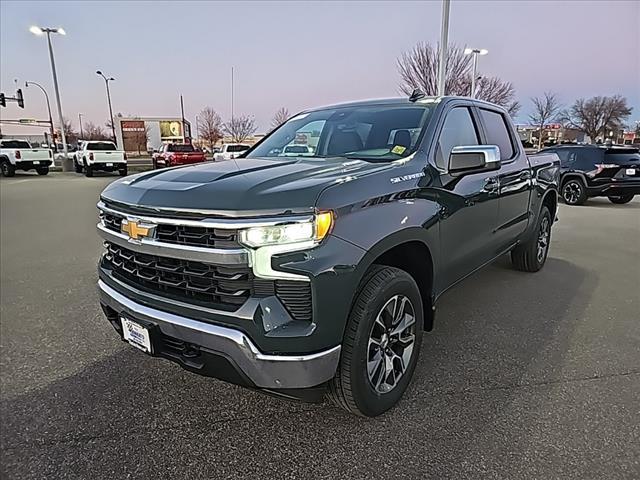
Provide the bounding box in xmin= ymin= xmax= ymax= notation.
xmin=152 ymin=144 xmax=206 ymax=168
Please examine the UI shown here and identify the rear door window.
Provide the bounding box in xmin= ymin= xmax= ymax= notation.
xmin=479 ymin=109 xmax=515 ymax=161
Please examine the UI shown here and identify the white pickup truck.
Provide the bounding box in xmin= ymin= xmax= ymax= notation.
xmin=213 ymin=143 xmax=251 ymax=161
xmin=73 ymin=141 xmax=127 ymax=177
xmin=0 ymin=139 xmax=53 ymax=176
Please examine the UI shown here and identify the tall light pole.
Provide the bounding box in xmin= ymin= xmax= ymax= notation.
xmin=78 ymin=113 xmax=84 ymax=139
xmin=30 ymin=25 xmax=71 ymax=170
xmin=96 ymin=71 xmax=116 ymax=142
xmin=231 ymin=66 xmax=235 ymax=122
xmin=25 ymin=81 xmax=55 ymax=149
xmin=437 ymin=0 xmax=451 ymax=96
xmin=464 ymin=48 xmax=488 ymax=98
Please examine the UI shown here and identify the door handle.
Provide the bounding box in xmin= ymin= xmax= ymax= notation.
xmin=484 ymin=177 xmax=500 ymax=193
xmin=519 ymin=171 xmax=532 ymax=180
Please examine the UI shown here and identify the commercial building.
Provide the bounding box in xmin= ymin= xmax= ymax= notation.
xmin=115 ymin=117 xmax=192 ymax=153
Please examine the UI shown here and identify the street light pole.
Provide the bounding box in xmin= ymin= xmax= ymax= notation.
xmin=437 ymin=0 xmax=451 ymax=96
xmin=25 ymin=81 xmax=55 ymax=149
xmin=78 ymin=113 xmax=84 ymax=139
xmin=464 ymin=48 xmax=488 ymax=98
xmin=96 ymin=71 xmax=116 ymax=142
xmin=30 ymin=26 xmax=71 ymax=170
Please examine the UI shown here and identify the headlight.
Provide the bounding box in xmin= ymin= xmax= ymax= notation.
xmin=239 ymin=212 xmax=333 ymax=248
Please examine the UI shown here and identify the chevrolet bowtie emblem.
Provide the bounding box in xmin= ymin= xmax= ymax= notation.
xmin=121 ymin=219 xmax=154 ymax=240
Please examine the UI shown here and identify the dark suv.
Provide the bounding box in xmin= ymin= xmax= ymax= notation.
xmin=540 ymin=145 xmax=640 ymax=205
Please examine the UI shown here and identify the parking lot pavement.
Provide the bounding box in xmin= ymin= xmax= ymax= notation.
xmin=1 ymin=172 xmax=639 ymax=479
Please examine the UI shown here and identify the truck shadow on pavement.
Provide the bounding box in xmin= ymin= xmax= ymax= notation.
xmin=1 ymin=256 xmax=595 ymax=479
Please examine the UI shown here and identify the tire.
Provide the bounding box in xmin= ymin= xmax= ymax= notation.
xmin=119 ymin=167 xmax=128 ymax=176
xmin=561 ymin=178 xmax=587 ymax=205
xmin=74 ymin=159 xmax=83 ymax=173
xmin=36 ymin=167 xmax=49 ymax=176
xmin=511 ymin=205 xmax=552 ymax=272
xmin=327 ymin=266 xmax=424 ymax=417
xmin=152 ymin=159 xmax=157 ymax=169
xmin=608 ymin=194 xmax=634 ymax=204
xmin=1 ymin=160 xmax=16 ymax=177
xmin=85 ymin=164 xmax=94 ymax=177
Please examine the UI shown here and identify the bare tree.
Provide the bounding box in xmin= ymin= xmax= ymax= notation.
xmin=528 ymin=92 xmax=562 ymax=149
xmin=561 ymin=95 xmax=632 ymax=143
xmin=270 ymin=107 xmax=289 ymax=131
xmin=197 ymin=107 xmax=224 ymax=152
xmin=397 ymin=42 xmax=520 ymax=116
xmin=83 ymin=121 xmax=109 ymax=140
xmin=57 ymin=117 xmax=78 ymax=145
xmin=223 ymin=115 xmax=257 ymax=143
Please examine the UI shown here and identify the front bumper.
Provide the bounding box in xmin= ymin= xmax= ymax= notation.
xmin=99 ymin=279 xmax=341 ymax=390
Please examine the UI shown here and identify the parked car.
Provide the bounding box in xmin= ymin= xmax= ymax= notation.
xmin=213 ymin=143 xmax=251 ymax=161
xmin=152 ymin=144 xmax=207 ymax=169
xmin=540 ymin=144 xmax=640 ymax=205
xmin=74 ymin=141 xmax=127 ymax=177
xmin=0 ymin=139 xmax=53 ymax=176
xmin=96 ymin=95 xmax=559 ymax=416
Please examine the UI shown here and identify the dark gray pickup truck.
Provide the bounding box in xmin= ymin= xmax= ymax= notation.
xmin=97 ymin=95 xmax=560 ymax=416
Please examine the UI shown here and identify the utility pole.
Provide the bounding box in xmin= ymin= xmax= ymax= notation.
xmin=25 ymin=81 xmax=55 ymax=149
xmin=78 ymin=113 xmax=84 ymax=139
xmin=30 ymin=26 xmax=71 ymax=170
xmin=180 ymin=94 xmax=187 ymax=143
xmin=231 ymin=66 xmax=234 ymax=122
xmin=437 ymin=0 xmax=451 ymax=96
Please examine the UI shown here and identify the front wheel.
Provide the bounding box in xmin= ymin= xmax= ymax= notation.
xmin=562 ymin=178 xmax=587 ymax=205
xmin=511 ymin=205 xmax=552 ymax=272
xmin=36 ymin=167 xmax=49 ymax=176
xmin=327 ymin=266 xmax=423 ymax=417
xmin=74 ymin=159 xmax=83 ymax=173
xmin=608 ymin=194 xmax=634 ymax=204
xmin=85 ymin=164 xmax=94 ymax=177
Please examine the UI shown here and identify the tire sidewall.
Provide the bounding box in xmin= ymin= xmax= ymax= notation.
xmin=562 ymin=178 xmax=586 ymax=205
xmin=347 ymin=271 xmax=424 ymax=416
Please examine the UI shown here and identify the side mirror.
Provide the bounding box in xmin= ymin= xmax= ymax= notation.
xmin=449 ymin=145 xmax=501 ymax=175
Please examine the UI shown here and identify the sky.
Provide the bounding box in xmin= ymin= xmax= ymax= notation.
xmin=1 ymin=0 xmax=639 ymax=136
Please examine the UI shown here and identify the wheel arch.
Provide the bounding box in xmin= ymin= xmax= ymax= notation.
xmin=354 ymin=231 xmax=436 ymax=331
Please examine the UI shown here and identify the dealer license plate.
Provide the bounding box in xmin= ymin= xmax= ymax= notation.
xmin=33 ymin=161 xmax=40 ymax=165
xmin=121 ymin=317 xmax=152 ymax=353
xmin=106 ymin=163 xmax=113 ymax=167
xmin=625 ymin=168 xmax=636 ymax=176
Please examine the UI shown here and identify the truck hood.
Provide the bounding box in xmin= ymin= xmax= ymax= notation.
xmin=101 ymin=157 xmax=393 ymax=215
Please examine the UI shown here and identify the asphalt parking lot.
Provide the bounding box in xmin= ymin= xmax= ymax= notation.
xmin=1 ymin=171 xmax=639 ymax=479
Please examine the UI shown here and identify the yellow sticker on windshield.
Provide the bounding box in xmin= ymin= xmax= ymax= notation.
xmin=391 ymin=145 xmax=407 ymax=155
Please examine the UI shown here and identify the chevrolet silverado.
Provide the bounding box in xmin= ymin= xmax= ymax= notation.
xmin=96 ymin=95 xmax=560 ymax=416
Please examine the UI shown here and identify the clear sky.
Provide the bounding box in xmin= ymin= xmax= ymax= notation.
xmin=1 ymin=0 xmax=639 ymax=135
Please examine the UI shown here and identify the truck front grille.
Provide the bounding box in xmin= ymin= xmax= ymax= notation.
xmin=103 ymin=243 xmax=251 ymax=310
xmin=101 ymin=212 xmax=241 ymax=249
xmin=102 ymin=243 xmax=313 ymax=321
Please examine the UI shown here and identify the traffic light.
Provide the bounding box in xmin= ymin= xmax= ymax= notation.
xmin=0 ymin=93 xmax=5 ymax=107
xmin=16 ymin=89 xmax=24 ymax=108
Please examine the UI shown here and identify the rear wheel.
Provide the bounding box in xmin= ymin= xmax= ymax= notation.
xmin=85 ymin=164 xmax=94 ymax=177
xmin=327 ymin=266 xmax=423 ymax=417
xmin=36 ymin=167 xmax=49 ymax=176
xmin=561 ymin=178 xmax=587 ymax=205
xmin=1 ymin=160 xmax=16 ymax=177
xmin=608 ymin=194 xmax=634 ymax=204
xmin=511 ymin=206 xmax=552 ymax=272
xmin=119 ymin=166 xmax=128 ymax=176
xmin=74 ymin=158 xmax=83 ymax=173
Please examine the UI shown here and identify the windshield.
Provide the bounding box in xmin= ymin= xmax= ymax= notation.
xmin=247 ymin=103 xmax=435 ymax=162
xmin=88 ymin=142 xmax=116 ymax=151
xmin=1 ymin=140 xmax=31 ymax=148
xmin=168 ymin=144 xmax=196 ymax=152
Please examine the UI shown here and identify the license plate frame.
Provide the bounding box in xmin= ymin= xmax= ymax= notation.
xmin=33 ymin=161 xmax=40 ymax=165
xmin=121 ymin=316 xmax=152 ymax=354
xmin=106 ymin=162 xmax=113 ymax=167
xmin=625 ymin=168 xmax=636 ymax=176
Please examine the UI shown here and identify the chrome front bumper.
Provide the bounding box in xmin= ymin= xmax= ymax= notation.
xmin=99 ymin=280 xmax=340 ymax=389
